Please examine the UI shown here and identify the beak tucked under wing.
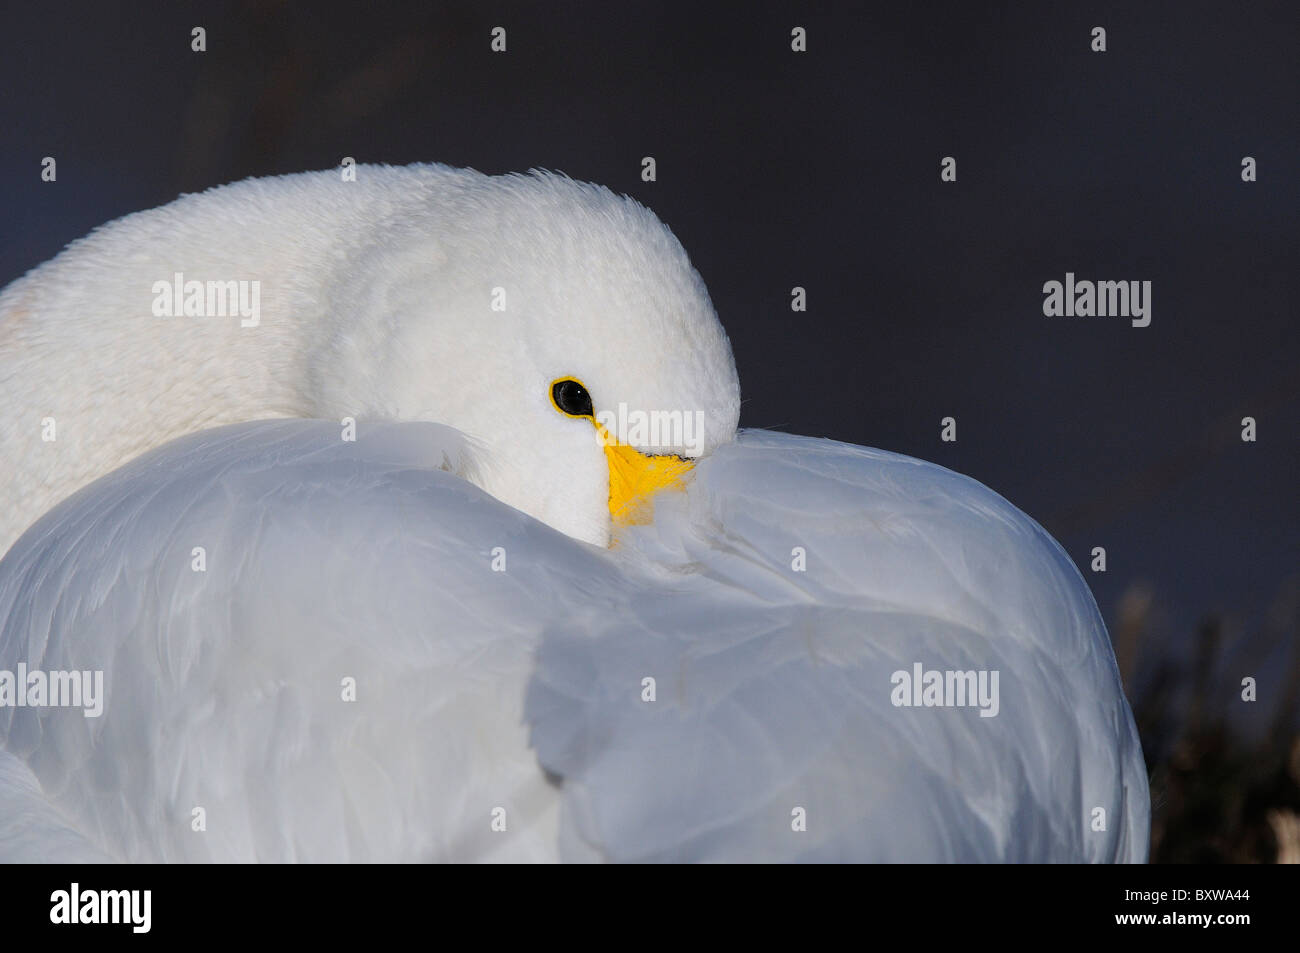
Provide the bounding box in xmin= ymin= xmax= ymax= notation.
xmin=595 ymin=421 xmax=694 ymax=526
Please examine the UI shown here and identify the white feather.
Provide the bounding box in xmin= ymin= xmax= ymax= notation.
xmin=0 ymin=422 xmax=1147 ymax=861
xmin=0 ymin=163 xmax=1147 ymax=861
xmin=0 ymin=164 xmax=741 ymax=552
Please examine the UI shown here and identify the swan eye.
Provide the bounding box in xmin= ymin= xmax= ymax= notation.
xmin=551 ymin=378 xmax=594 ymax=418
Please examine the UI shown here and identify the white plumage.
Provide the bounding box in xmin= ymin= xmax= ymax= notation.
xmin=0 ymin=164 xmax=739 ymax=551
xmin=0 ymin=165 xmax=1148 ymax=862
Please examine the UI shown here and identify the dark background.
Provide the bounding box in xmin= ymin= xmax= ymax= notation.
xmin=2 ymin=1 xmax=1296 ymax=861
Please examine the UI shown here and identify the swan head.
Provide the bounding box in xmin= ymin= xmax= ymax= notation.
xmin=309 ymin=168 xmax=741 ymax=547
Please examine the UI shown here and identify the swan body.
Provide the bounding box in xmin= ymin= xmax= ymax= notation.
xmin=0 ymin=165 xmax=1148 ymax=861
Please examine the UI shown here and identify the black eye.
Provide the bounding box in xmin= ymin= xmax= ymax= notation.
xmin=551 ymin=378 xmax=594 ymax=417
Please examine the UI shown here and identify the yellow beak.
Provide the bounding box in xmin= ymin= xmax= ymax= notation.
xmin=595 ymin=421 xmax=694 ymax=525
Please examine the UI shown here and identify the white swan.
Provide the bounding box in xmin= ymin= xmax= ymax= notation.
xmin=0 ymin=165 xmax=1148 ymax=861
